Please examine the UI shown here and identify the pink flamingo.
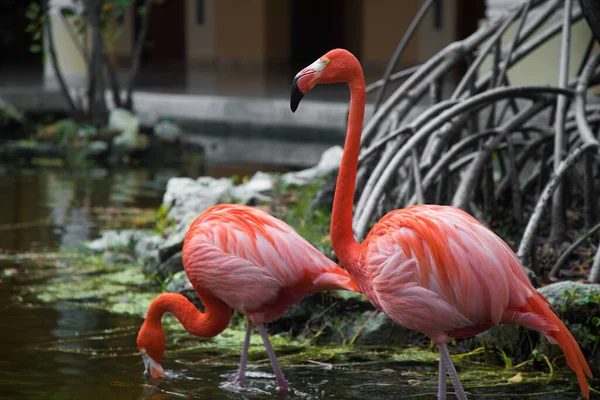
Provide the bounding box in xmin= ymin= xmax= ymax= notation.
xmin=291 ymin=48 xmax=592 ymax=399
xmin=136 ymin=203 xmax=359 ymax=391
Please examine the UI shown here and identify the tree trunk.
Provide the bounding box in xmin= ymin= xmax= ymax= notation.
xmin=42 ymin=0 xmax=82 ymax=121
xmin=124 ymin=0 xmax=153 ymax=111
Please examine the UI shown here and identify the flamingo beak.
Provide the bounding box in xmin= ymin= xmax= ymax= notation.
xmin=290 ymin=69 xmax=314 ymax=113
xmin=291 ymin=57 xmax=328 ymax=112
xmin=140 ymin=348 xmax=166 ymax=379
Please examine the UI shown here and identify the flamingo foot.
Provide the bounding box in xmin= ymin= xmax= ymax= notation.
xmin=256 ymin=324 xmax=289 ymax=392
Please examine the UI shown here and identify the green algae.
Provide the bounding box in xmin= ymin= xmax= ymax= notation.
xmin=5 ymin=251 xmax=594 ymax=398
xmin=13 ymin=252 xmax=161 ymax=318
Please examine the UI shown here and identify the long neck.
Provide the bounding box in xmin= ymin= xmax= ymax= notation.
xmin=146 ymin=292 xmax=232 ymax=338
xmin=331 ymin=76 xmax=366 ymax=267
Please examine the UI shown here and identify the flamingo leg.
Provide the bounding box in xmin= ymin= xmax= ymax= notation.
xmin=256 ymin=324 xmax=289 ymax=392
xmin=438 ymin=355 xmax=447 ymax=399
xmin=233 ymin=320 xmax=253 ymax=385
xmin=437 ymin=343 xmax=467 ymax=400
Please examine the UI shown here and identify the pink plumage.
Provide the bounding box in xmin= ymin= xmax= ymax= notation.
xmin=183 ymin=204 xmax=357 ymax=324
xmin=137 ymin=203 xmax=358 ymax=391
xmin=357 ymin=204 xmax=591 ymax=398
xmin=362 ymin=205 xmax=542 ymax=340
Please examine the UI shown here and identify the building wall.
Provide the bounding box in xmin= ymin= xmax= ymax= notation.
xmin=215 ymin=0 xmax=267 ymax=64
xmin=418 ymin=0 xmax=458 ymax=62
xmin=186 ymin=0 xmax=217 ymax=65
xmin=361 ymin=0 xmax=421 ymax=69
xmin=265 ymin=0 xmax=291 ymax=65
xmin=110 ymin=0 xmax=460 ymax=70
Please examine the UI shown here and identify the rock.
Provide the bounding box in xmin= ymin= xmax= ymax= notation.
xmin=135 ymin=234 xmax=163 ymax=272
xmin=109 ymin=108 xmax=139 ymax=136
xmin=87 ymin=229 xmax=150 ymax=253
xmin=162 ymin=176 xmax=233 ymax=232
xmin=154 ymin=120 xmax=182 ymax=143
xmin=475 ymin=324 xmax=529 ymax=360
xmin=146 ymin=251 xmax=184 ymax=279
xmin=352 ymin=311 xmax=422 ymax=346
xmin=102 ymin=252 xmax=135 ymax=264
xmin=537 ymin=281 xmax=600 ymax=308
xmin=158 ymin=229 xmax=187 ymax=262
xmin=281 ymin=146 xmax=343 ymax=186
xmin=109 ymin=108 xmax=143 ymax=151
xmin=135 ymin=234 xmax=162 ymax=259
xmin=166 ymin=270 xmax=193 ymax=294
xmin=229 ymin=172 xmax=274 ymax=203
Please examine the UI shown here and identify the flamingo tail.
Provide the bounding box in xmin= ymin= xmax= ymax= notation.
xmin=520 ymin=293 xmax=592 ymax=399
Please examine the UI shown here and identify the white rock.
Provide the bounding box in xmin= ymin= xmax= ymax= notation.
xmin=162 ymin=176 xmax=234 ymax=231
xmin=109 ymin=108 xmax=139 ymax=135
xmin=166 ymin=271 xmax=193 ymax=293
xmin=281 ymin=145 xmax=343 ymax=186
xmin=87 ymin=229 xmax=147 ymax=252
xmin=154 ymin=120 xmax=182 ymax=142
xmin=230 ymin=171 xmax=274 ymax=203
xmin=134 ymin=234 xmax=163 ymax=267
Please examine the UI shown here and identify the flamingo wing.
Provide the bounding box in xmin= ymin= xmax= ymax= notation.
xmin=182 ymin=204 xmax=355 ymax=321
xmin=364 ymin=204 xmax=535 ymax=340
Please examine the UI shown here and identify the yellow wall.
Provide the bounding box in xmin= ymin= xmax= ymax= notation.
xmin=109 ymin=0 xmax=460 ymax=70
xmin=362 ymin=0 xmax=421 ymax=68
xmin=186 ymin=0 xmax=216 ymax=65
xmin=215 ymin=0 xmax=267 ymax=63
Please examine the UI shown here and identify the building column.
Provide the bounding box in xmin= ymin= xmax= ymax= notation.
xmin=43 ymin=0 xmax=87 ymax=90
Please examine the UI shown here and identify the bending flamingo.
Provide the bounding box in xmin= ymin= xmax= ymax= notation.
xmin=136 ymin=203 xmax=358 ymax=391
xmin=291 ymin=48 xmax=592 ymax=399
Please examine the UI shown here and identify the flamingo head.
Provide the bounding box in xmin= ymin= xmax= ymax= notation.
xmin=137 ymin=320 xmax=167 ymax=379
xmin=290 ymin=48 xmax=361 ymax=112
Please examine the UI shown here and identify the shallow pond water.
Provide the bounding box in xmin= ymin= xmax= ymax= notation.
xmin=0 ymin=164 xmax=593 ymax=399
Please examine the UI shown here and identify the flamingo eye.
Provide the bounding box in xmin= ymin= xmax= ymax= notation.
xmin=322 ymin=58 xmax=330 ymax=65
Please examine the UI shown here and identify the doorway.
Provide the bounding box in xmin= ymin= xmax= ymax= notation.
xmin=134 ymin=0 xmax=186 ymax=66
xmin=290 ymin=0 xmax=362 ymax=69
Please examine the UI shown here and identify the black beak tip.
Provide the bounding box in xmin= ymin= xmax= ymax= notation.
xmin=290 ymin=80 xmax=304 ymax=113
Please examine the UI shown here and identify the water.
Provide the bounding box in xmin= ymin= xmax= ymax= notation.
xmin=0 ymin=164 xmax=592 ymax=399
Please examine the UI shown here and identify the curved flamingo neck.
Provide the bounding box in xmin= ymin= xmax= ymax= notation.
xmin=331 ymin=73 xmax=366 ymax=268
xmin=146 ymin=292 xmax=232 ymax=338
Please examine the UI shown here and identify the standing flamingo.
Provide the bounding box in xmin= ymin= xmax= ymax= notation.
xmin=291 ymin=49 xmax=592 ymax=399
xmin=136 ymin=203 xmax=358 ymax=391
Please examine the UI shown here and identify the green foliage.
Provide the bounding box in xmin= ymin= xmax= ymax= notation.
xmin=559 ymin=288 xmax=600 ymax=351
xmin=36 ymin=118 xmax=101 ymax=144
xmin=0 ymin=103 xmax=25 ymax=125
xmin=25 ymin=2 xmax=45 ymax=54
xmin=272 ymin=178 xmax=334 ymax=259
xmin=153 ymin=204 xmax=176 ymax=235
